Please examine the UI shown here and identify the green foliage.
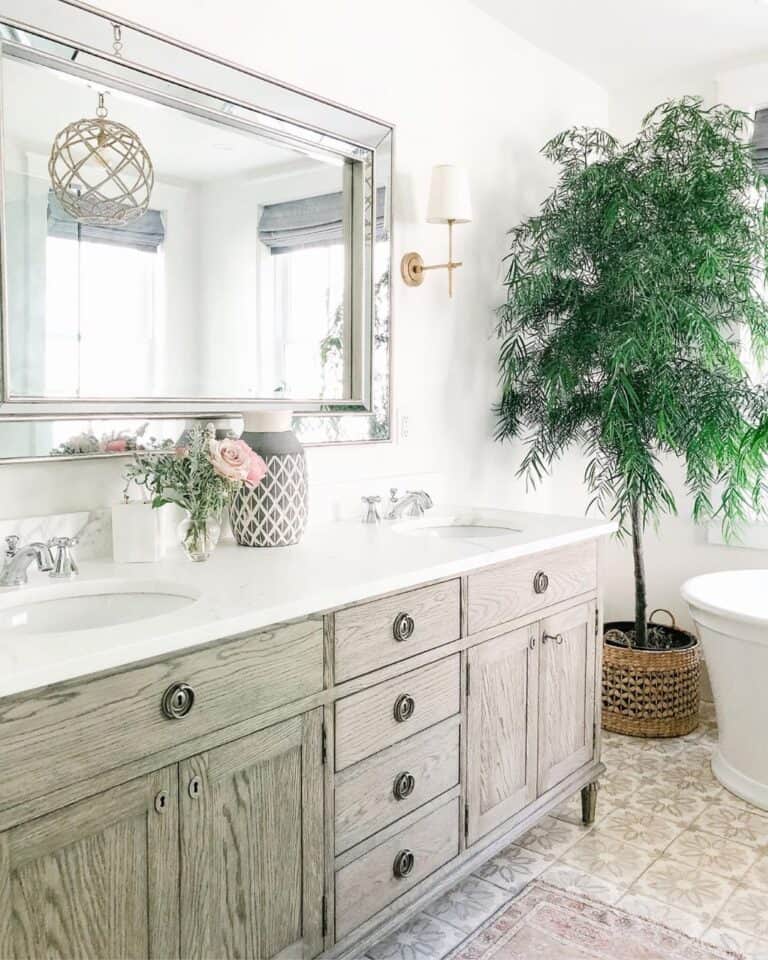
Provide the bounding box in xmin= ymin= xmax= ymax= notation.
xmin=124 ymin=424 xmax=233 ymax=524
xmin=496 ymin=98 xmax=768 ymax=642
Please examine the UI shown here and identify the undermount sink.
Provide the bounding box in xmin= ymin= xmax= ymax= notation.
xmin=0 ymin=579 xmax=199 ymax=634
xmin=393 ymin=513 xmax=522 ymax=540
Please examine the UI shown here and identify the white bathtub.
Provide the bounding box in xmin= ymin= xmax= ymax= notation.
xmin=682 ymin=570 xmax=768 ymax=810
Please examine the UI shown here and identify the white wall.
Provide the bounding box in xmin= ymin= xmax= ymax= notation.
xmin=0 ymin=0 xmax=609 ymax=528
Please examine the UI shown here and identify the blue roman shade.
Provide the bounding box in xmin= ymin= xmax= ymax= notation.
xmin=258 ymin=187 xmax=387 ymax=254
xmin=47 ymin=191 xmax=166 ymax=252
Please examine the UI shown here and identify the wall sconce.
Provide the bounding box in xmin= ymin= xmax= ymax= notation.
xmin=401 ymin=164 xmax=472 ymax=297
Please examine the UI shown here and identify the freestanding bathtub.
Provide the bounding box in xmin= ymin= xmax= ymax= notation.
xmin=682 ymin=570 xmax=768 ymax=811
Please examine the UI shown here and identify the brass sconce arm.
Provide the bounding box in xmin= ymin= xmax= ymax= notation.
xmin=401 ymin=219 xmax=463 ymax=297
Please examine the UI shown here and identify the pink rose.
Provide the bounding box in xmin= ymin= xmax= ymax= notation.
xmin=235 ymin=439 xmax=268 ymax=488
xmin=104 ymin=438 xmax=127 ymax=452
xmin=208 ymin=438 xmax=250 ymax=482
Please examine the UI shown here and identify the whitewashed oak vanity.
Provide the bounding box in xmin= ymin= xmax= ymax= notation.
xmin=0 ymin=513 xmax=612 ymax=959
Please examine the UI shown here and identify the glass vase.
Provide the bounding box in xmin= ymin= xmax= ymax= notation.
xmin=177 ymin=511 xmax=221 ymax=562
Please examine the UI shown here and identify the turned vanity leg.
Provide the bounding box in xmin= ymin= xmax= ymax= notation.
xmin=581 ymin=781 xmax=598 ymax=825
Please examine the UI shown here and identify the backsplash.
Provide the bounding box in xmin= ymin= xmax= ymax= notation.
xmin=0 ymin=510 xmax=112 ymax=561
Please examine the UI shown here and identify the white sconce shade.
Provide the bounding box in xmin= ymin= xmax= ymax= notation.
xmin=426 ymin=164 xmax=472 ymax=224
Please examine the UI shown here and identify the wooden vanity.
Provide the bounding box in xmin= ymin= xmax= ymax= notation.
xmin=0 ymin=537 xmax=605 ymax=959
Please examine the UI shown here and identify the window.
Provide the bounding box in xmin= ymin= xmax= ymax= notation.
xmin=44 ymin=236 xmax=162 ymax=397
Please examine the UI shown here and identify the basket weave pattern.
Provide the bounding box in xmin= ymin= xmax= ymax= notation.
xmin=602 ymin=637 xmax=701 ymax=738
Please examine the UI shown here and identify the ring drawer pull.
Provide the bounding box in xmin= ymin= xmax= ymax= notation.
xmin=393 ymin=693 xmax=416 ymax=723
xmin=393 ymin=848 xmax=415 ymax=878
xmin=533 ymin=570 xmax=549 ymax=594
xmin=161 ymin=682 xmax=195 ymax=719
xmin=393 ymin=612 xmax=415 ymax=642
xmin=393 ymin=771 xmax=416 ymax=800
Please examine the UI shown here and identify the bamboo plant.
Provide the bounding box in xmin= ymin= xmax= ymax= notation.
xmin=496 ymin=98 xmax=768 ymax=648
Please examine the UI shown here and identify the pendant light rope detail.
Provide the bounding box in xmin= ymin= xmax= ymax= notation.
xmin=48 ymin=24 xmax=154 ymax=226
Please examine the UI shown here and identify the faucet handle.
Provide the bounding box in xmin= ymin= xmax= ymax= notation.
xmin=5 ymin=535 xmax=19 ymax=557
xmin=48 ymin=536 xmax=79 ymax=579
xmin=361 ymin=495 xmax=382 ymax=525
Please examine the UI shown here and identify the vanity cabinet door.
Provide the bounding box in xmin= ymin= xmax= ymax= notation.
xmin=179 ymin=709 xmax=324 ymax=960
xmin=465 ymin=626 xmax=539 ymax=845
xmin=0 ymin=766 xmax=179 ymax=960
xmin=537 ymin=601 xmax=597 ymax=794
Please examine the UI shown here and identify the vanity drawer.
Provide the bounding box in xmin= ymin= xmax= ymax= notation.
xmin=335 ymin=797 xmax=459 ymax=939
xmin=335 ymin=655 xmax=460 ymax=771
xmin=334 ymin=579 xmax=460 ymax=682
xmin=468 ymin=541 xmax=597 ymax=634
xmin=0 ymin=618 xmax=323 ymax=811
xmin=335 ymin=716 xmax=460 ymax=854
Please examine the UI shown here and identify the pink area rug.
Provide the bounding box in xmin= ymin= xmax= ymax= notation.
xmin=447 ymin=882 xmax=741 ymax=960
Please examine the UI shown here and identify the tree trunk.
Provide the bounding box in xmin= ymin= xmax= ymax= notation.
xmin=630 ymin=498 xmax=647 ymax=648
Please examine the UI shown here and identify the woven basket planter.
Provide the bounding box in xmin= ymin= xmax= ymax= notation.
xmin=602 ymin=610 xmax=701 ymax=738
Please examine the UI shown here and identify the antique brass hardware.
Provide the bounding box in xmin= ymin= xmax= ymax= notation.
xmin=393 ymin=612 xmax=416 ymax=642
xmin=161 ymin=682 xmax=195 ymax=719
xmin=533 ymin=570 xmax=549 ymax=594
xmin=393 ymin=771 xmax=416 ymax=800
xmin=393 ymin=848 xmax=415 ymax=878
xmin=393 ymin=693 xmax=416 ymax=723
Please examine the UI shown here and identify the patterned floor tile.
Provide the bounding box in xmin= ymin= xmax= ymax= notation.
xmin=663 ymin=827 xmax=758 ymax=881
xmin=540 ymin=862 xmax=626 ymax=904
xmin=716 ymin=886 xmax=768 ymax=939
xmin=628 ymin=856 xmax=737 ymax=921
xmin=694 ymin=803 xmax=768 ymax=849
xmin=625 ymin=785 xmax=712 ymax=826
xmin=516 ymin=814 xmax=588 ymax=857
xmin=617 ymin=891 xmax=707 ymax=937
xmin=703 ymin=923 xmax=768 ymax=959
xmin=366 ymin=913 xmax=467 ymax=960
xmin=474 ymin=842 xmax=553 ymax=894
xmin=421 ymin=876 xmax=511 ymax=934
xmin=742 ymin=853 xmax=768 ymax=892
xmin=559 ymin=830 xmax=655 ymax=885
xmin=591 ymin=807 xmax=684 ymax=857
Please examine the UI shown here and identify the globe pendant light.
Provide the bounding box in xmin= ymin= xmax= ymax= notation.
xmin=48 ymin=23 xmax=154 ymax=226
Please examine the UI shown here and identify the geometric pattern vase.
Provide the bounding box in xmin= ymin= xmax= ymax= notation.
xmin=230 ymin=449 xmax=308 ymax=548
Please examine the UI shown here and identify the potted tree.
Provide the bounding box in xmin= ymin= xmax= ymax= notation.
xmin=496 ymin=98 xmax=768 ymax=737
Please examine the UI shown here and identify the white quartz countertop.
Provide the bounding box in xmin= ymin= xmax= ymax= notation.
xmin=0 ymin=508 xmax=615 ymax=698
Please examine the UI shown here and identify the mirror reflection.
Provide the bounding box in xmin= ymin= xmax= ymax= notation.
xmin=2 ymin=52 xmax=363 ymax=403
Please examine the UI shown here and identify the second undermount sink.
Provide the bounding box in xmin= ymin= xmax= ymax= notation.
xmin=0 ymin=579 xmax=199 ymax=635
xmin=393 ymin=511 xmax=522 ymax=541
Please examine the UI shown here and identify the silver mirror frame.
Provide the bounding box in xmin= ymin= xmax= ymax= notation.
xmin=0 ymin=0 xmax=393 ymax=460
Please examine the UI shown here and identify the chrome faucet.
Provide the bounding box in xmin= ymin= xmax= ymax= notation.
xmin=387 ymin=488 xmax=434 ymax=519
xmin=0 ymin=537 xmax=54 ymax=587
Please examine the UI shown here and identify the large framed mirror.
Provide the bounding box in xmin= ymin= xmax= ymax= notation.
xmin=0 ymin=0 xmax=392 ymax=460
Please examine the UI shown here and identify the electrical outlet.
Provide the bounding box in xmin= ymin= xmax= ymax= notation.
xmin=399 ymin=412 xmax=410 ymax=440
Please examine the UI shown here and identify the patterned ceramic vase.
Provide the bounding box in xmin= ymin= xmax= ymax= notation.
xmin=230 ymin=411 xmax=308 ymax=547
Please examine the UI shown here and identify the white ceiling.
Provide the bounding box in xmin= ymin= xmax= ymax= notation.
xmin=471 ymin=0 xmax=768 ymax=89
